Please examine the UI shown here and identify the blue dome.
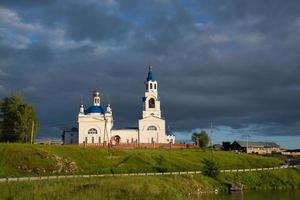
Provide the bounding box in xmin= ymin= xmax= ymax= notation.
xmin=85 ymin=106 xmax=105 ymax=114
xmin=147 ymin=65 xmax=156 ymax=81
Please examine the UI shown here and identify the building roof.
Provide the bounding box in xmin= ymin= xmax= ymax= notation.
xmin=147 ymin=65 xmax=155 ymax=81
xmin=85 ymin=105 xmax=105 ymax=114
xmin=235 ymin=140 xmax=280 ymax=148
xmin=112 ymin=127 xmax=139 ymax=130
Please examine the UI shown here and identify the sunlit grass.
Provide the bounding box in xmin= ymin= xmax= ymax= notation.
xmin=0 ymin=169 xmax=299 ymax=200
xmin=0 ymin=143 xmax=284 ymax=177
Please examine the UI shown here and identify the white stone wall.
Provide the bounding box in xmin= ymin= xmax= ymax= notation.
xmin=138 ymin=116 xmax=172 ymax=143
xmin=166 ymin=135 xmax=176 ymax=144
xmin=78 ymin=114 xmax=113 ymax=144
xmin=111 ymin=129 xmax=139 ymax=143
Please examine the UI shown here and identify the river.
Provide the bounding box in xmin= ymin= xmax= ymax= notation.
xmin=203 ymin=190 xmax=300 ymax=200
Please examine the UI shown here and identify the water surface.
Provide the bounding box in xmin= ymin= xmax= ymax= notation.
xmin=206 ymin=190 xmax=300 ymax=200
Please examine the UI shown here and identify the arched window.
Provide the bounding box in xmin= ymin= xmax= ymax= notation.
xmin=149 ymin=98 xmax=155 ymax=108
xmin=154 ymin=84 xmax=157 ymax=89
xmin=150 ymin=83 xmax=153 ymax=89
xmin=147 ymin=126 xmax=157 ymax=131
xmin=88 ymin=128 xmax=97 ymax=134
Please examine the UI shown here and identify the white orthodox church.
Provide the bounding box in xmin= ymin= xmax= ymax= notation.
xmin=63 ymin=66 xmax=175 ymax=145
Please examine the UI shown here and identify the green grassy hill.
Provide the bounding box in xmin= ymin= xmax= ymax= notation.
xmin=0 ymin=143 xmax=284 ymax=178
xmin=1 ymin=168 xmax=300 ymax=199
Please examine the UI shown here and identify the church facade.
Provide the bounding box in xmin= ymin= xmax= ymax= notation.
xmin=63 ymin=66 xmax=175 ymax=145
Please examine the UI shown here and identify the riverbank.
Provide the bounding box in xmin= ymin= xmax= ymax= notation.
xmin=0 ymin=168 xmax=299 ymax=199
xmin=0 ymin=143 xmax=284 ymax=177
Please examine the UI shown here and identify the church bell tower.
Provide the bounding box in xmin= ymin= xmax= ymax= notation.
xmin=142 ymin=66 xmax=161 ymax=118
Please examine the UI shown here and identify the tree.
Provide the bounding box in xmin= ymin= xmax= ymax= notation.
xmin=191 ymin=131 xmax=209 ymax=148
xmin=0 ymin=93 xmax=39 ymax=143
xmin=222 ymin=141 xmax=232 ymax=151
xmin=202 ymin=158 xmax=220 ymax=178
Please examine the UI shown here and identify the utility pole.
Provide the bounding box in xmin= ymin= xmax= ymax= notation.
xmin=242 ymin=134 xmax=250 ymax=153
xmin=30 ymin=120 xmax=35 ymax=144
xmin=246 ymin=134 xmax=250 ymax=153
xmin=210 ymin=120 xmax=213 ymax=153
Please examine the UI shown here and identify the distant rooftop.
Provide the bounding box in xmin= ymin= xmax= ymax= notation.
xmin=235 ymin=140 xmax=280 ymax=148
xmin=112 ymin=127 xmax=139 ymax=130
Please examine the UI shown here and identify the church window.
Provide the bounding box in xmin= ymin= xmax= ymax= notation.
xmin=149 ymin=98 xmax=155 ymax=108
xmin=154 ymin=84 xmax=156 ymax=89
xmin=85 ymin=137 xmax=88 ymax=143
xmin=150 ymin=83 xmax=153 ymax=89
xmin=92 ymin=137 xmax=94 ymax=143
xmin=147 ymin=126 xmax=157 ymax=131
xmin=88 ymin=128 xmax=97 ymax=134
xmin=98 ymin=137 xmax=101 ymax=143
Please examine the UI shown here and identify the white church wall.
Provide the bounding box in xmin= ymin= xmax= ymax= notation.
xmin=138 ymin=117 xmax=169 ymax=143
xmin=111 ymin=129 xmax=139 ymax=143
xmin=78 ymin=116 xmax=112 ymax=144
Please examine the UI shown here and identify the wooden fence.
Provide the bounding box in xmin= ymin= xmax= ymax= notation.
xmin=74 ymin=143 xmax=193 ymax=149
xmin=0 ymin=165 xmax=298 ymax=183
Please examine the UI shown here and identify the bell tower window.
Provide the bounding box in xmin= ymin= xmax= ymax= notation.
xmin=93 ymin=90 xmax=100 ymax=106
xmin=150 ymin=83 xmax=153 ymax=89
xmin=149 ymin=98 xmax=155 ymax=108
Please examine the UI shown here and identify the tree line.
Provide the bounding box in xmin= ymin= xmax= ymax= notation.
xmin=0 ymin=93 xmax=39 ymax=143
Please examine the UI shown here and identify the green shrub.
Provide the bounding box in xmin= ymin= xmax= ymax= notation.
xmin=202 ymin=158 xmax=220 ymax=178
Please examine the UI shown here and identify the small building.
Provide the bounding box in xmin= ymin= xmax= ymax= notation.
xmin=62 ymin=127 xmax=78 ymax=144
xmin=213 ymin=144 xmax=223 ymax=150
xmin=231 ymin=140 xmax=281 ymax=154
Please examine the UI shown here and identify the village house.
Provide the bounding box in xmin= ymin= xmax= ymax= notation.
xmin=231 ymin=140 xmax=281 ymax=154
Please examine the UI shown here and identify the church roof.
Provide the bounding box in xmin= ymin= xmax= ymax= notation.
xmin=85 ymin=105 xmax=105 ymax=114
xmin=147 ymin=65 xmax=155 ymax=81
xmin=234 ymin=141 xmax=280 ymax=148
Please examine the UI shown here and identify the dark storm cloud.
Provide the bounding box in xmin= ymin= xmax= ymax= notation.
xmin=1 ymin=0 xmax=300 ymax=140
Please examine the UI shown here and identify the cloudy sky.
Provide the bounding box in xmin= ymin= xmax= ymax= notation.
xmin=1 ymin=0 xmax=300 ymax=148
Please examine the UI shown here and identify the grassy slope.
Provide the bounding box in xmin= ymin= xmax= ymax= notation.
xmin=0 ymin=143 xmax=284 ymax=177
xmin=0 ymin=169 xmax=299 ymax=200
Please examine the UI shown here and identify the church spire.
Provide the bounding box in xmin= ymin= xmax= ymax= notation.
xmin=142 ymin=66 xmax=160 ymax=118
xmin=147 ymin=65 xmax=155 ymax=81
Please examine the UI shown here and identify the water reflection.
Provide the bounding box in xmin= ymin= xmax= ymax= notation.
xmin=200 ymin=190 xmax=300 ymax=200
